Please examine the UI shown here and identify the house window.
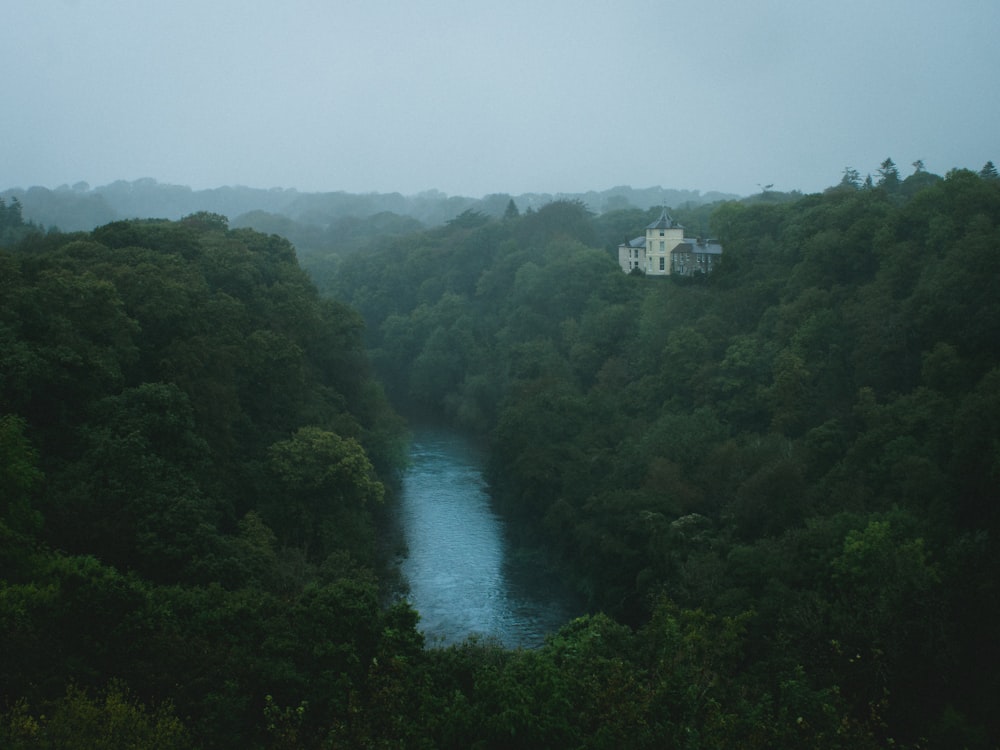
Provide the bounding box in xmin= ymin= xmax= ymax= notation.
xmin=659 ymin=241 xmax=665 ymax=251
xmin=659 ymin=257 xmax=665 ymax=271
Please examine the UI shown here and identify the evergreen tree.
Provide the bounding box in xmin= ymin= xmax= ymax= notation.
xmin=840 ymin=167 xmax=862 ymax=189
xmin=0 ymin=197 xmax=29 ymax=246
xmin=877 ymin=157 xmax=900 ymax=187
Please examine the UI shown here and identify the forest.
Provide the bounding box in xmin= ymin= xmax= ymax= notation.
xmin=1 ymin=160 xmax=999 ymax=748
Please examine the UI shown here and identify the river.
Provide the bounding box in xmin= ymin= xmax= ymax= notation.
xmin=397 ymin=426 xmax=580 ymax=648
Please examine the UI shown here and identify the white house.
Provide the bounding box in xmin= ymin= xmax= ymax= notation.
xmin=617 ymin=208 xmax=722 ymax=276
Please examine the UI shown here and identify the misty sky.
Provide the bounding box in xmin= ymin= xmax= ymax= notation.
xmin=5 ymin=0 xmax=999 ymax=198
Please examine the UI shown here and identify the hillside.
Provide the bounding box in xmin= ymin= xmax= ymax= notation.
xmin=326 ymin=164 xmax=1000 ymax=747
xmin=0 ymin=212 xmax=412 ymax=747
xmin=2 ymin=163 xmax=999 ymax=748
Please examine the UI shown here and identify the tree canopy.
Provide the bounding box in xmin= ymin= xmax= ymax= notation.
xmin=323 ymin=165 xmax=1000 ymax=748
xmin=3 ymin=161 xmax=1000 ymax=748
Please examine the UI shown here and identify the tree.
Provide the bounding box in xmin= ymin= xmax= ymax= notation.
xmin=830 ymin=516 xmax=944 ymax=731
xmin=0 ymin=415 xmax=44 ymax=577
xmin=180 ymin=211 xmax=229 ymax=232
xmin=980 ymin=161 xmax=999 ymax=180
xmin=4 ymin=265 xmax=140 ymax=433
xmin=839 ymin=167 xmax=862 ymax=190
xmin=877 ymin=158 xmax=899 ymax=188
xmin=503 ymin=198 xmax=520 ymax=220
xmin=265 ymin=427 xmax=384 ymax=558
xmin=0 ymin=683 xmax=192 ymax=750
xmin=445 ymin=209 xmax=489 ymax=229
xmin=44 ymin=383 xmax=217 ymax=582
xmin=0 ymin=415 xmax=43 ymax=536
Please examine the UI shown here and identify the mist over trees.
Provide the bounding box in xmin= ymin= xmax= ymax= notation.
xmin=2 ymin=161 xmax=999 ymax=748
xmin=1 ymin=178 xmax=734 ymax=237
xmin=0 ymin=198 xmax=40 ymax=247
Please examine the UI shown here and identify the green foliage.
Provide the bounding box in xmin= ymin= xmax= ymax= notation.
xmin=0 ymin=197 xmax=40 ymax=247
xmin=4 ymin=164 xmax=1000 ymax=747
xmin=877 ymin=157 xmax=900 ymax=189
xmin=0 ymin=414 xmax=44 ymax=540
xmin=264 ymin=426 xmax=384 ymax=560
xmin=0 ymin=216 xmax=410 ymax=748
xmin=267 ymin=426 xmax=383 ymax=505
xmin=325 ymin=170 xmax=1000 ymax=746
xmin=0 ymin=682 xmax=192 ymax=750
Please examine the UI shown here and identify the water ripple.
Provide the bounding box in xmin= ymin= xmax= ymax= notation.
xmin=399 ymin=426 xmax=578 ymax=647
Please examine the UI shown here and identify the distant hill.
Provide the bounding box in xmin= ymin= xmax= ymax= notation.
xmin=1 ymin=179 xmax=740 ymax=234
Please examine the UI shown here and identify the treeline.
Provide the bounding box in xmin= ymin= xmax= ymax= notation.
xmin=2 ymin=179 xmax=734 ymax=247
xmin=325 ymin=164 xmax=1000 ymax=747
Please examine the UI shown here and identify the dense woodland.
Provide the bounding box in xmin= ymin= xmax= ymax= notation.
xmin=1 ymin=161 xmax=999 ymax=748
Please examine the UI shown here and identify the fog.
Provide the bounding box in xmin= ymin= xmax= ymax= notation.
xmin=4 ymin=0 xmax=998 ymax=197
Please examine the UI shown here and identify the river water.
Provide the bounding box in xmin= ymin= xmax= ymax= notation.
xmin=398 ymin=426 xmax=580 ymax=648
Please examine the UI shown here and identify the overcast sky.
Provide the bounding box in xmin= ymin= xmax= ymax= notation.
xmin=5 ymin=0 xmax=999 ymax=198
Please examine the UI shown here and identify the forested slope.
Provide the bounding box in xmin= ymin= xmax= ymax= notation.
xmin=0 ymin=213 xmax=418 ymax=747
xmin=325 ymin=166 xmax=1000 ymax=748
xmin=3 ymin=166 xmax=999 ymax=748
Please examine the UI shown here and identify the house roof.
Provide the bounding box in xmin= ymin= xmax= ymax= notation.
xmin=646 ymin=207 xmax=682 ymax=230
xmin=671 ymin=239 xmax=723 ymax=255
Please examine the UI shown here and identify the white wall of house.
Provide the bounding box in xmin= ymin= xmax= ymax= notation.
xmin=617 ymin=242 xmax=645 ymax=273
xmin=644 ymin=224 xmax=684 ymax=275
